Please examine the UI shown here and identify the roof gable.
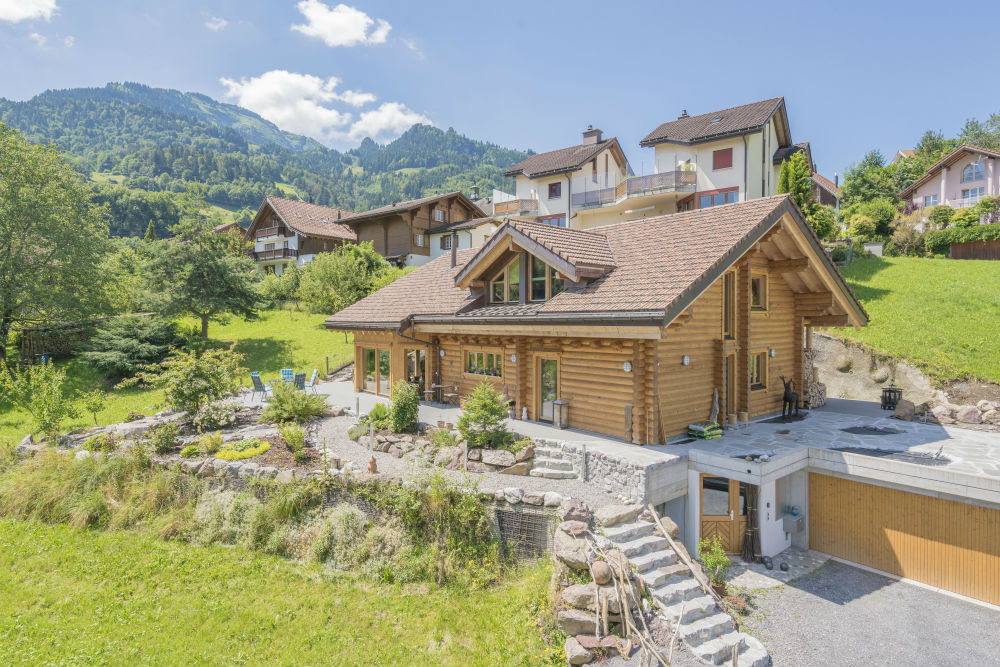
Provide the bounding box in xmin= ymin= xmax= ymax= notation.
xmin=344 ymin=191 xmax=485 ymax=226
xmin=640 ymin=97 xmax=788 ymax=147
xmin=504 ymin=138 xmax=628 ymax=178
xmin=899 ymin=143 xmax=1000 ymax=198
xmin=246 ymin=196 xmax=356 ymax=241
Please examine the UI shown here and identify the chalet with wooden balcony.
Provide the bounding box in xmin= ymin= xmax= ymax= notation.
xmin=324 ymin=195 xmax=867 ymax=443
xmin=343 ymin=192 xmax=486 ymax=267
xmin=244 ymin=196 xmax=356 ymax=275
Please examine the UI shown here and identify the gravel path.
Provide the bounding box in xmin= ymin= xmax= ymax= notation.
xmin=740 ymin=559 xmax=997 ymax=666
xmin=312 ymin=415 xmax=620 ymax=509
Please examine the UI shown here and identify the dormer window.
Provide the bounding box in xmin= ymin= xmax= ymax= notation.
xmin=530 ymin=256 xmax=565 ymax=301
xmin=489 ymin=257 xmax=521 ymax=303
xmin=962 ymin=160 xmax=985 ymax=183
xmin=434 ymin=209 xmax=446 ymax=222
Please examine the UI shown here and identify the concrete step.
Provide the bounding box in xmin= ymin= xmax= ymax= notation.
xmin=652 ymin=577 xmax=701 ymax=605
xmin=617 ymin=534 xmax=670 ymax=559
xmin=602 ymin=519 xmax=655 ymax=543
xmin=630 ymin=549 xmax=678 ymax=573
xmin=528 ymin=467 xmax=576 ymax=480
xmin=659 ymin=594 xmax=716 ymax=625
xmin=737 ymin=634 xmax=770 ymax=667
xmin=532 ymin=446 xmax=562 ymax=459
xmin=679 ymin=611 xmax=733 ymax=645
xmin=532 ymin=456 xmax=573 ymax=471
xmin=693 ymin=630 xmax=743 ymax=665
xmin=640 ymin=562 xmax=689 ymax=588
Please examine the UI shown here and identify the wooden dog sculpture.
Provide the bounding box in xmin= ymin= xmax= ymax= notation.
xmin=780 ymin=376 xmax=800 ymax=419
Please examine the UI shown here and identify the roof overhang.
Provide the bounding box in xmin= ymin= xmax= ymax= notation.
xmin=640 ymin=99 xmax=791 ymax=148
xmin=504 ymin=138 xmax=630 ymax=179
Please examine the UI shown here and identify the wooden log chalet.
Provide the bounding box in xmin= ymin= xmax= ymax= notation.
xmin=324 ymin=195 xmax=868 ymax=443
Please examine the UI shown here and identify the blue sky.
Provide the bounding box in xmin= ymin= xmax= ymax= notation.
xmin=2 ymin=0 xmax=999 ymax=178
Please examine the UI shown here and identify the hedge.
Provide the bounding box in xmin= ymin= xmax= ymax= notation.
xmin=924 ymin=223 xmax=1000 ymax=255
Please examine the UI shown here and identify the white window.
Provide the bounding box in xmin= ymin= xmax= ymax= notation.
xmin=440 ymin=235 xmax=452 ymax=250
xmin=433 ymin=209 xmax=445 ymax=222
xmin=415 ymin=234 xmax=425 ymax=247
xmin=961 ymin=187 xmax=984 ymax=204
xmin=962 ymin=161 xmax=985 ymax=183
xmin=923 ymin=194 xmax=938 ymax=207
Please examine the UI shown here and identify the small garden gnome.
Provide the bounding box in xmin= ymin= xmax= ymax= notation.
xmin=368 ymin=455 xmax=377 ymax=474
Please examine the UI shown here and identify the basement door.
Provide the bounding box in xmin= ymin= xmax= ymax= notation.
xmin=700 ymin=474 xmax=747 ymax=553
xmin=809 ymin=473 xmax=1000 ymax=606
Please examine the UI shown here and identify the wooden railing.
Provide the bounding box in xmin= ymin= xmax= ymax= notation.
xmin=494 ymin=199 xmax=538 ymax=214
xmin=255 ymin=226 xmax=291 ymax=240
xmin=253 ymin=248 xmax=298 ymax=261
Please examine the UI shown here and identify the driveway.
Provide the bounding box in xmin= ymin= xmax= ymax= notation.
xmin=740 ymin=559 xmax=997 ymax=667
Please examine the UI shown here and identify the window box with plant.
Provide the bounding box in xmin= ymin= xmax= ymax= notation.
xmin=465 ymin=350 xmax=503 ymax=378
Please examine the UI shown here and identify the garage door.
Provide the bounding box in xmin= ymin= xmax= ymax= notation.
xmin=809 ymin=473 xmax=1000 ymax=606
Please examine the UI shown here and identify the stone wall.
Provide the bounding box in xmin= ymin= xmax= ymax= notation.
xmin=801 ymin=347 xmax=827 ymax=408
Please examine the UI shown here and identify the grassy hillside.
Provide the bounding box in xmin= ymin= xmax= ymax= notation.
xmin=0 ymin=519 xmax=555 ymax=667
xmin=832 ymin=256 xmax=1000 ymax=384
xmin=0 ymin=309 xmax=353 ymax=442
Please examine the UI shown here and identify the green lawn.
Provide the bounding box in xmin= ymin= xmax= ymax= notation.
xmin=0 ymin=308 xmax=352 ymax=443
xmin=0 ymin=519 xmax=556 ymax=667
xmin=833 ymin=256 xmax=1000 ymax=384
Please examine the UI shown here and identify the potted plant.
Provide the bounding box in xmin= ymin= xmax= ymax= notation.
xmin=697 ymin=535 xmax=731 ymax=596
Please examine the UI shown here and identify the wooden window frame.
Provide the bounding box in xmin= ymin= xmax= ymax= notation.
xmin=489 ymin=256 xmax=521 ymax=304
xmin=538 ymin=214 xmax=567 ymax=227
xmin=404 ymin=348 xmax=427 ymax=389
xmin=722 ymin=271 xmax=735 ymax=338
xmin=697 ymin=186 xmax=739 ymax=209
xmin=528 ymin=256 xmax=565 ymax=302
xmin=464 ymin=348 xmax=504 ymax=378
xmin=712 ymin=148 xmax=734 ymax=170
xmin=440 ymin=235 xmax=452 ymax=250
xmin=433 ymin=209 xmax=446 ymax=222
xmin=750 ymin=350 xmax=767 ymax=390
xmin=750 ymin=274 xmax=768 ymax=311
xmin=548 ymin=182 xmax=562 ymax=199
xmin=415 ymin=233 xmax=425 ymax=247
xmin=592 ymin=159 xmax=598 ymax=184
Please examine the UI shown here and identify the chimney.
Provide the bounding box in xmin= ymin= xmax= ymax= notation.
xmin=582 ymin=125 xmax=602 ymax=145
xmin=450 ymin=231 xmax=458 ymax=268
xmin=834 ymin=173 xmax=839 ymax=188
xmin=337 ymin=210 xmax=342 ymax=220
xmin=678 ymin=109 xmax=690 ymax=119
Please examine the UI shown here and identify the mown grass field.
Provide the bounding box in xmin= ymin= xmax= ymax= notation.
xmin=0 ymin=519 xmax=556 ymax=667
xmin=0 ymin=308 xmax=353 ymax=442
xmin=832 ymin=256 xmax=1000 ymax=384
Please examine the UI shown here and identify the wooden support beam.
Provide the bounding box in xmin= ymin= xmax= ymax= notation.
xmin=806 ymin=314 xmax=850 ymax=327
xmin=768 ymin=257 xmax=809 ymax=272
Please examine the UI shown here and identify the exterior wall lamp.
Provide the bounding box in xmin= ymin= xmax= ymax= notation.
xmin=439 ymin=349 xmax=445 ymax=357
xmin=510 ymin=353 xmax=517 ymax=363
xmin=681 ymin=355 xmax=690 ymax=366
xmin=622 ymin=361 xmax=632 ymax=372
xmin=769 ymin=349 xmax=777 ymax=358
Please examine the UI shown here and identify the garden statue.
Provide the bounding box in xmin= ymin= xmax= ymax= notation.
xmin=780 ymin=376 xmax=799 ymax=419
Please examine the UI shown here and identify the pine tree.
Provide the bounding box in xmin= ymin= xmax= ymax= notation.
xmin=143 ymin=220 xmax=158 ymax=242
xmin=777 ymin=151 xmax=815 ymax=214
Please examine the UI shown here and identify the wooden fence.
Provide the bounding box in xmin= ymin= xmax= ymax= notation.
xmin=951 ymin=239 xmax=1000 ymax=260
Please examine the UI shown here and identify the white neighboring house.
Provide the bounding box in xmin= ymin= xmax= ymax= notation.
xmin=244 ymin=196 xmax=356 ymax=275
xmin=427 ymin=217 xmax=498 ymax=262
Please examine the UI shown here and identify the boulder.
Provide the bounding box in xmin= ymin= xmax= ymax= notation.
xmin=834 ymin=355 xmax=852 ymax=372
xmin=276 ymin=469 xmax=295 ymax=484
xmin=560 ymin=498 xmax=593 ymax=524
xmin=977 ymin=399 xmax=995 ymax=413
xmin=956 ymin=405 xmax=983 ymax=424
xmin=561 ymin=583 xmax=596 ymax=609
xmin=503 ymin=487 xmax=524 ymax=504
xmin=493 ymin=489 xmax=506 ymax=502
xmin=465 ymin=461 xmax=493 ymax=473
xmin=388 ymin=444 xmax=404 ymax=458
xmin=983 ymin=409 xmax=1000 ymax=425
xmin=931 ymin=404 xmax=956 ymax=424
xmin=212 ymin=459 xmax=229 ymax=475
xmin=554 ymin=528 xmax=590 ymax=570
xmin=257 ymin=466 xmax=278 ymax=479
xmin=499 ymin=462 xmax=531 ymax=476
xmin=654 ymin=515 xmax=680 ymax=539
xmin=15 ymin=435 xmax=42 ymax=458
xmin=594 ymin=504 xmax=642 ymax=527
xmin=74 ymin=449 xmax=92 ymax=460
xmin=514 ymin=443 xmax=535 ymax=462
xmin=522 ymin=492 xmax=543 ymax=506
xmin=871 ymin=367 xmax=891 ymax=384
xmin=564 ymin=636 xmax=592 ymax=666
xmin=543 ymin=491 xmax=563 ymax=507
xmin=238 ymin=462 xmax=259 ymax=478
xmin=434 ymin=446 xmax=459 ymax=467
xmin=373 ymin=440 xmax=391 ymax=453
xmin=574 ymin=634 xmax=621 ymax=652
xmin=196 ymin=461 xmax=215 ymax=477
xmin=590 ymin=560 xmax=611 ymax=585
xmin=893 ymin=399 xmax=915 ymax=422
xmin=481 ymin=449 xmax=516 ymax=467
xmin=558 ymin=609 xmax=596 ymax=637
xmin=559 ymin=520 xmax=590 ymax=536
xmin=603 ymin=549 xmax=629 ymax=576
xmin=181 ymin=458 xmax=203 ymax=473
xmin=224 ymin=461 xmax=242 ymax=477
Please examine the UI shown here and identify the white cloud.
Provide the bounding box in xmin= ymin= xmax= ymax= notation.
xmin=205 ymin=16 xmax=228 ymax=31
xmin=29 ymin=32 xmax=46 ymax=46
xmin=0 ymin=0 xmax=57 ymax=23
xmin=219 ymin=69 xmax=430 ymax=147
xmin=401 ymin=38 xmax=424 ymax=60
xmin=62 ymin=34 xmax=73 ymax=47
xmin=291 ymin=1 xmax=390 ymax=47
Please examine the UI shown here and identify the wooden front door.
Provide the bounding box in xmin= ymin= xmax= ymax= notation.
xmin=538 ymin=358 xmax=559 ymax=422
xmin=700 ymin=474 xmax=748 ymax=553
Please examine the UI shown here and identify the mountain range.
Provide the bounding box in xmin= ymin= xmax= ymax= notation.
xmin=0 ymin=82 xmax=532 ymax=236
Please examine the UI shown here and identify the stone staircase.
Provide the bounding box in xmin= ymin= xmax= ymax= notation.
xmin=600 ymin=515 xmax=770 ymax=667
xmin=529 ymin=444 xmax=578 ymax=480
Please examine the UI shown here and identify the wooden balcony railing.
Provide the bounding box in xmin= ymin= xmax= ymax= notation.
xmin=255 ymin=226 xmax=292 ymax=240
xmin=494 ymin=198 xmax=538 ymax=215
xmin=254 ymin=248 xmax=298 ymax=261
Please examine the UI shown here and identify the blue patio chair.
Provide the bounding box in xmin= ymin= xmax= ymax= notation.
xmin=250 ymin=372 xmax=272 ymax=400
xmin=304 ymin=368 xmax=319 ymax=393
xmin=293 ymin=372 xmax=306 ymax=391
xmin=280 ymin=368 xmax=294 ymax=384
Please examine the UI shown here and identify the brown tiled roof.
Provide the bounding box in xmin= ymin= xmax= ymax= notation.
xmin=327 ymin=195 xmax=868 ymax=329
xmin=261 ymin=196 xmax=356 ymax=240
xmin=773 ymin=141 xmax=811 ymax=165
xmin=899 ymin=143 xmax=1000 ymax=198
xmin=213 ymin=221 xmax=241 ymax=233
xmin=811 ymin=172 xmax=840 ymax=196
xmin=324 ymin=249 xmax=479 ymax=328
xmin=507 ymin=219 xmax=616 ymax=269
xmin=640 ymin=98 xmax=784 ymax=146
xmin=504 ymin=138 xmax=623 ymax=178
xmin=428 ymin=216 xmax=497 ymax=235
xmin=344 ymin=192 xmax=485 ymax=225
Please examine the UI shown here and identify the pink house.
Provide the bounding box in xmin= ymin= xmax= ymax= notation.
xmin=900 ymin=143 xmax=1000 ymax=212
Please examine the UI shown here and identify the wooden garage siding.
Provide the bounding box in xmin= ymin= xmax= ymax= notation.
xmin=809 ymin=473 xmax=1000 ymax=606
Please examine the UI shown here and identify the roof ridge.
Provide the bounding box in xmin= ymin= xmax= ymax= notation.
xmin=673 ymin=97 xmax=783 ymax=123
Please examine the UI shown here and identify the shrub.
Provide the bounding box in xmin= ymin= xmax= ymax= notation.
xmin=0 ymin=361 xmax=80 ymax=439
xmin=124 ymin=410 xmax=145 ymax=422
xmin=278 ymin=422 xmax=306 ymax=452
xmin=846 ymin=213 xmax=877 ymax=242
xmin=260 ymin=384 xmax=329 ymax=424
xmin=198 ymin=431 xmax=224 ymax=454
xmin=123 ymin=348 xmax=246 ymax=413
xmin=830 ymin=246 xmax=847 ymax=262
xmin=82 ymin=433 xmax=117 ymax=453
xmin=78 ymin=389 xmax=108 ymax=426
xmin=362 ymin=402 xmax=389 ymax=430
xmin=457 ymin=381 xmax=511 ymax=449
xmin=146 ymin=422 xmax=179 ymax=454
xmin=293 ymin=449 xmax=310 ymax=464
xmin=258 ymin=266 xmax=300 ymax=307
xmin=928 ymin=205 xmax=954 ymax=229
xmin=347 ymin=423 xmax=369 ymax=441
xmin=180 ymin=444 xmax=200 ymax=458
xmin=925 ymin=222 xmax=1000 ymax=255
xmin=313 ymin=504 xmax=369 ymax=569
xmin=697 ymin=535 xmax=731 ymax=586
xmin=192 ymin=399 xmax=240 ymax=432
xmin=215 ymin=438 xmax=270 ymax=461
xmin=507 ymin=437 xmax=532 ymax=454
xmin=429 ymin=428 xmax=458 ymax=449
xmin=388 ymin=380 xmax=420 ymax=433
xmin=79 ymin=316 xmax=182 ymax=378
